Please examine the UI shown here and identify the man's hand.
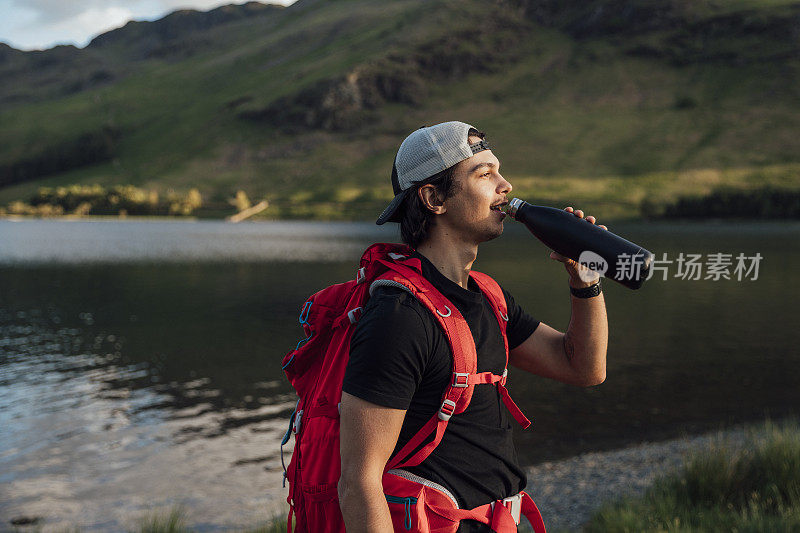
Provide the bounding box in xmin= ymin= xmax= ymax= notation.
xmin=511 ymin=204 xmax=609 ymax=385
xmin=548 ymin=206 xmax=608 ymax=288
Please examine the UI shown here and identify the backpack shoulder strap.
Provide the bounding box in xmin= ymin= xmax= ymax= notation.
xmin=469 ymin=271 xmax=507 ymax=321
xmin=469 ymin=270 xmax=532 ymax=430
xmin=371 ymin=260 xmax=479 ymax=391
xmin=372 ymin=260 xmax=480 ymax=471
xmin=469 ymin=271 xmax=509 ymax=363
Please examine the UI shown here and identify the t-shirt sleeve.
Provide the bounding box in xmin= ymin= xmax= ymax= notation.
xmin=343 ymin=289 xmax=432 ymax=410
xmin=502 ymin=287 xmax=540 ymax=350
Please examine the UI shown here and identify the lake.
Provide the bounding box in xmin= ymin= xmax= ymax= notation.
xmin=1 ymin=218 xmax=798 ymax=531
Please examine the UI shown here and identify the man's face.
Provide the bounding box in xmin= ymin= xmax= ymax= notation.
xmin=437 ymin=136 xmax=513 ymax=244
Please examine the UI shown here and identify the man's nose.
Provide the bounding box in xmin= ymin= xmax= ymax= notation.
xmin=498 ymin=174 xmax=512 ymax=195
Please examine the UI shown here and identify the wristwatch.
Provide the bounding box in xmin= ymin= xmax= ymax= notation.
xmin=570 ymin=280 xmax=602 ymax=298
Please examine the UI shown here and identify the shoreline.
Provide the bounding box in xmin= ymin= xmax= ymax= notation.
xmin=525 ymin=423 xmax=760 ymax=532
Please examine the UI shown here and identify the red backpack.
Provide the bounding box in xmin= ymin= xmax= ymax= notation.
xmin=281 ymin=243 xmax=547 ymax=533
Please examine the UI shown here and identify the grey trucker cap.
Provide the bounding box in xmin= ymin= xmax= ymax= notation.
xmin=376 ymin=121 xmax=490 ymax=225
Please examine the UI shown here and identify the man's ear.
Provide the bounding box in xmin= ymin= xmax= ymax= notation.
xmin=418 ymin=184 xmax=446 ymax=215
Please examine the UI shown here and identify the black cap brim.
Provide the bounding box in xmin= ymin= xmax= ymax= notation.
xmin=376 ymin=189 xmax=410 ymax=225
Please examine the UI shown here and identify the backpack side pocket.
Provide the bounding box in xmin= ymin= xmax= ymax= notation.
xmin=383 ymin=470 xmax=461 ymax=533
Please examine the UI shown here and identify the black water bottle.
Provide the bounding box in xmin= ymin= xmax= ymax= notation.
xmin=504 ymin=198 xmax=654 ymax=289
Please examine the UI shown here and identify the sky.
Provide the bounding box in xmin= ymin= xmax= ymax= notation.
xmin=0 ymin=0 xmax=297 ymax=51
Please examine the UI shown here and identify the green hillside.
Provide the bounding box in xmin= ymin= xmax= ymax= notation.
xmin=1 ymin=0 xmax=799 ymax=220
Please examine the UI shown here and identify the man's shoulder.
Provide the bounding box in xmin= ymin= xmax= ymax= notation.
xmin=359 ymin=285 xmax=445 ymax=342
xmin=364 ymin=285 xmax=427 ymax=318
xmin=350 ymin=285 xmax=440 ymax=365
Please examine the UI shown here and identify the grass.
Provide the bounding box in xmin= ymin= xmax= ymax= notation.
xmin=7 ymin=507 xmax=287 ymax=533
xmin=137 ymin=507 xmax=188 ymax=533
xmin=248 ymin=162 xmax=800 ymax=222
xmin=1 ymin=0 xmax=799 ymax=213
xmin=133 ymin=507 xmax=286 ymax=533
xmin=584 ymin=420 xmax=800 ymax=532
xmin=4 ymin=162 xmax=799 ymax=221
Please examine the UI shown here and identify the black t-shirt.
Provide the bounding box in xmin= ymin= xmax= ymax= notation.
xmin=343 ymin=252 xmax=540 ymax=515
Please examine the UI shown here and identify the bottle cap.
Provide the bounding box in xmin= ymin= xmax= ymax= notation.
xmin=505 ymin=198 xmax=524 ymax=219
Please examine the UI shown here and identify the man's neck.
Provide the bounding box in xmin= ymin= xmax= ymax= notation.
xmin=416 ymin=233 xmax=478 ymax=289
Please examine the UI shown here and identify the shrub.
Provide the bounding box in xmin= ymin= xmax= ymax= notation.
xmin=645 ymin=186 xmax=800 ymax=219
xmin=18 ymin=184 xmax=203 ymax=217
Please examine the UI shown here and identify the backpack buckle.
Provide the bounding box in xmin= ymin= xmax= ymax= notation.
xmin=438 ymin=399 xmax=456 ymax=421
xmin=355 ymin=267 xmax=366 ymax=284
xmin=452 ymin=372 xmax=469 ymax=388
xmin=491 ymin=493 xmax=522 ymax=525
xmin=388 ymin=252 xmax=407 ymax=260
xmin=293 ymin=409 xmax=303 ymax=435
xmin=501 ymin=368 xmax=508 ymax=386
xmin=347 ymin=307 xmax=363 ymax=324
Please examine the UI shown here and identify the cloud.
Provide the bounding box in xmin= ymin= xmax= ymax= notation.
xmin=0 ymin=4 xmax=133 ymax=50
xmin=6 ymin=0 xmax=113 ymax=26
xmin=50 ymin=7 xmax=135 ymax=47
xmin=0 ymin=0 xmax=297 ymax=51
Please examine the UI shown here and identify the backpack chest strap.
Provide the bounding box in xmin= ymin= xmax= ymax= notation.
xmin=455 ymin=370 xmax=504 ymax=387
xmin=498 ymin=382 xmax=531 ymax=429
xmin=455 ymin=371 xmax=531 ymax=429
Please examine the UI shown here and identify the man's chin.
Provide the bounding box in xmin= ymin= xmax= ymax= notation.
xmin=479 ymin=223 xmax=504 ymax=243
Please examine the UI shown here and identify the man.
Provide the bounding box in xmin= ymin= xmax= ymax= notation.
xmin=338 ymin=121 xmax=608 ymax=532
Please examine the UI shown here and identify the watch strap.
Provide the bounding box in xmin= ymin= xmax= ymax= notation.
xmin=570 ymin=280 xmax=602 ymax=298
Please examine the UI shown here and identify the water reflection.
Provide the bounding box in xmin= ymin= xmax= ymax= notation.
xmin=0 ymin=305 xmax=299 ymax=530
xmin=0 ymin=257 xmax=358 ymax=530
xmin=0 ymin=219 xmax=396 ymax=264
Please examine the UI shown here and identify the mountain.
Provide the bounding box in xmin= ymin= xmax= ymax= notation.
xmin=0 ymin=0 xmax=798 ymax=219
xmin=0 ymin=3 xmax=285 ymax=106
xmin=87 ymin=2 xmax=284 ymax=60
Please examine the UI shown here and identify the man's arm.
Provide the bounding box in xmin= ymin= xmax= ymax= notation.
xmin=509 ymin=291 xmax=607 ymax=386
xmin=338 ymin=392 xmax=406 ymax=533
xmin=509 ymin=207 xmax=609 ymax=387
